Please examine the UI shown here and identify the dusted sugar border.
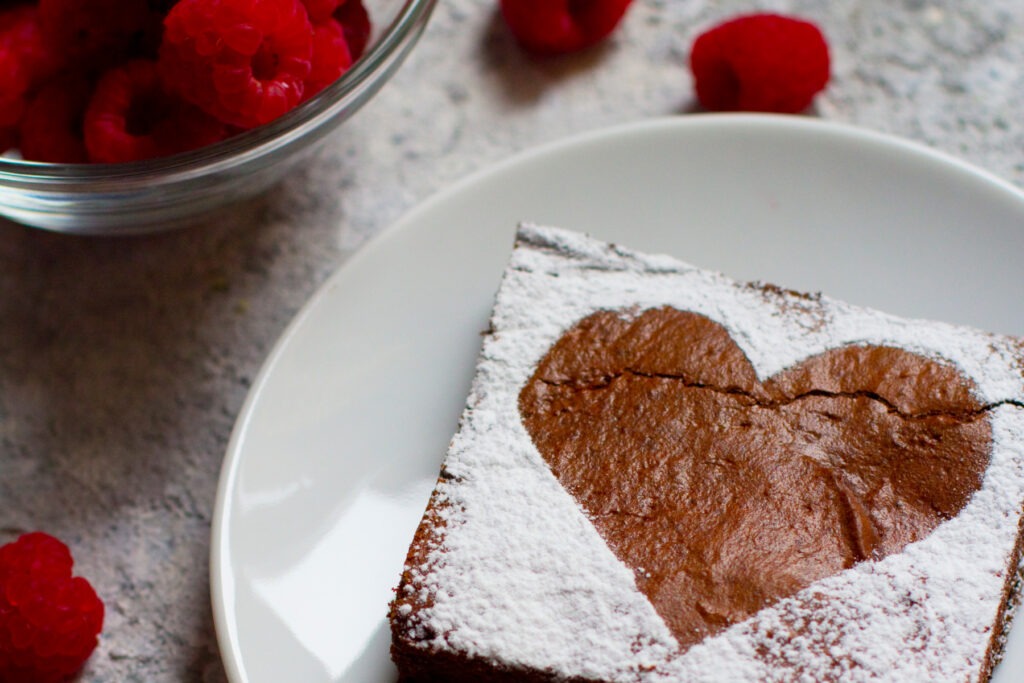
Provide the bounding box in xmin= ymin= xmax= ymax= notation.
xmin=392 ymin=224 xmax=1024 ymax=682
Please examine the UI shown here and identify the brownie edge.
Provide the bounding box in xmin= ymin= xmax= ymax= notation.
xmin=388 ymin=484 xmax=597 ymax=683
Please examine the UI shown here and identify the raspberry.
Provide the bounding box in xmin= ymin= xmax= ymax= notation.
xmin=301 ymin=0 xmax=343 ymax=24
xmin=0 ymin=125 xmax=15 ymax=154
xmin=500 ymin=0 xmax=633 ymax=55
xmin=159 ymin=0 xmax=314 ymax=129
xmin=147 ymin=0 xmax=181 ymax=12
xmin=38 ymin=0 xmax=162 ymax=68
xmin=0 ymin=533 xmax=104 ymax=683
xmin=0 ymin=95 xmax=24 ymax=131
xmin=0 ymin=5 xmax=58 ymax=128
xmin=332 ymin=0 xmax=370 ymax=61
xmin=304 ymin=18 xmax=352 ymax=99
xmin=84 ymin=59 xmax=228 ymax=163
xmin=689 ymin=13 xmax=830 ymax=114
xmin=20 ymin=78 xmax=92 ymax=163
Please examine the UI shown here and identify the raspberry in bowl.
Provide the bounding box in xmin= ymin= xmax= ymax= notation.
xmin=0 ymin=0 xmax=435 ymax=234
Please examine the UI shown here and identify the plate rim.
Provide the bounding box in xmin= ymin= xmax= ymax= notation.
xmin=209 ymin=113 xmax=1024 ymax=683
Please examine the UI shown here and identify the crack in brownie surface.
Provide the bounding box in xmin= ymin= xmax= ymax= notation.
xmin=519 ymin=306 xmax=991 ymax=650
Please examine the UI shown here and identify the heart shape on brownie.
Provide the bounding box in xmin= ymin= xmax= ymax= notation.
xmin=519 ymin=307 xmax=990 ymax=650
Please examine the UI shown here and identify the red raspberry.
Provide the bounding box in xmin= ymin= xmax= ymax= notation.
xmin=301 ymin=0 xmax=343 ymax=24
xmin=689 ymin=13 xmax=830 ymax=114
xmin=148 ymin=0 xmax=181 ymax=12
xmin=0 ymin=95 xmax=24 ymax=132
xmin=38 ymin=0 xmax=162 ymax=68
xmin=0 ymin=532 xmax=104 ymax=683
xmin=0 ymin=5 xmax=59 ymax=128
xmin=500 ymin=0 xmax=633 ymax=55
xmin=332 ymin=0 xmax=370 ymax=61
xmin=159 ymin=0 xmax=314 ymax=129
xmin=20 ymin=78 xmax=92 ymax=163
xmin=84 ymin=59 xmax=228 ymax=163
xmin=304 ymin=18 xmax=351 ymax=100
xmin=0 ymin=125 xmax=15 ymax=154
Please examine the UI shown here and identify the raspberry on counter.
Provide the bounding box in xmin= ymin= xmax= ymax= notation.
xmin=500 ymin=0 xmax=634 ymax=55
xmin=689 ymin=13 xmax=830 ymax=113
xmin=0 ymin=532 xmax=104 ymax=683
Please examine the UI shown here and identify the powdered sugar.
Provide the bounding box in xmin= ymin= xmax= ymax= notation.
xmin=392 ymin=224 xmax=1024 ymax=681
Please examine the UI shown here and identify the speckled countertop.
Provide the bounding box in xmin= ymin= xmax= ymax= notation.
xmin=1 ymin=1 xmax=1022 ymax=681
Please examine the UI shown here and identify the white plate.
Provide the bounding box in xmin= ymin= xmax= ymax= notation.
xmin=211 ymin=114 xmax=1024 ymax=683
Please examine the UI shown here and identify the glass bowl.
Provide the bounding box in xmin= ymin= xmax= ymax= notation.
xmin=0 ymin=0 xmax=436 ymax=235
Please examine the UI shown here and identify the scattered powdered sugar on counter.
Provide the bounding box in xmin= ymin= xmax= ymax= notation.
xmin=393 ymin=224 xmax=1024 ymax=681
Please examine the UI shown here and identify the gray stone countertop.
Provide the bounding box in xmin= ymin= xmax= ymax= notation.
xmin=1 ymin=0 xmax=1022 ymax=681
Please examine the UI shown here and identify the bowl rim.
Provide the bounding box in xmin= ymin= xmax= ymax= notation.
xmin=0 ymin=0 xmax=436 ymax=183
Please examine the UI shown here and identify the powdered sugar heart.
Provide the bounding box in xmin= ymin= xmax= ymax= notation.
xmin=520 ymin=306 xmax=991 ymax=650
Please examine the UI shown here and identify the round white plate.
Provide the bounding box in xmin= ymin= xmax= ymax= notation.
xmin=212 ymin=114 xmax=1024 ymax=683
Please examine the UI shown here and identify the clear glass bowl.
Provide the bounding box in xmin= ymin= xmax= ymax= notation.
xmin=0 ymin=0 xmax=436 ymax=235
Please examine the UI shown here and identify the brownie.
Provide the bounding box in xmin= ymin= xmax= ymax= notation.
xmin=390 ymin=224 xmax=1024 ymax=682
